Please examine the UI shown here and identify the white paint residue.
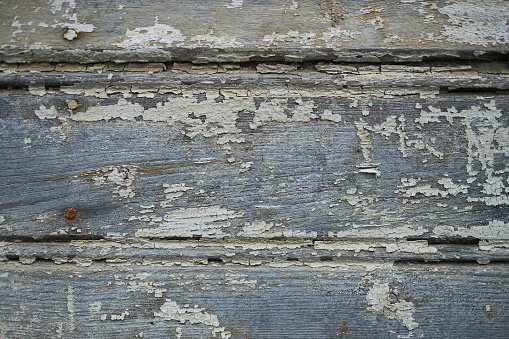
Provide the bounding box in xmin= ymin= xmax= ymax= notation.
xmin=396 ymin=176 xmax=468 ymax=198
xmin=29 ymin=84 xmax=46 ymax=96
xmin=161 ymin=183 xmax=193 ymax=207
xmin=329 ymin=225 xmax=427 ymax=239
xmin=67 ymin=284 xmax=76 ymax=332
xmin=239 ymin=162 xmax=253 ymax=173
xmin=135 ymin=206 xmax=243 ymax=238
xmin=226 ymin=0 xmax=243 ymax=9
xmin=155 ymin=299 xmax=231 ymax=339
xmin=111 ymin=310 xmax=130 ymax=321
xmin=87 ymin=301 xmax=102 ymax=313
xmin=438 ymin=2 xmax=509 ymax=47
xmin=321 ymin=109 xmax=342 ymax=123
xmin=114 ymin=19 xmax=185 ymax=48
xmin=358 ymin=167 xmax=380 ymax=177
xmin=189 ymin=31 xmax=244 ymax=48
xmin=34 ymin=105 xmax=58 ymax=119
xmin=51 ymin=0 xmax=76 ymax=14
xmin=73 ymin=97 xmax=256 ymax=145
xmin=434 ymin=220 xmax=509 ymax=241
xmin=315 ymin=239 xmax=436 ymax=254
xmin=418 ymin=101 xmax=509 ymax=206
xmin=262 ymin=30 xmax=317 ymax=47
xmin=90 ymin=166 xmax=137 ymax=199
xmin=52 ymin=22 xmax=95 ymax=33
xmin=367 ymin=283 xmax=418 ymax=331
xmin=122 ymin=275 xmax=168 ymax=297
xmin=72 ymin=97 xmax=317 ymax=146
xmin=224 ymin=272 xmax=257 ymax=287
xmin=0 ymin=216 xmax=5 ymax=224
xmin=238 ymin=220 xmax=317 ymax=238
xmin=321 ymin=28 xmax=361 ymax=47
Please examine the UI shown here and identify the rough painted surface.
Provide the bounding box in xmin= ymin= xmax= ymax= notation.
xmin=0 ymin=83 xmax=508 ymax=241
xmin=1 ymin=0 xmax=508 ymax=63
xmin=1 ymin=2 xmax=509 ymax=336
xmin=0 ymin=262 xmax=508 ymax=338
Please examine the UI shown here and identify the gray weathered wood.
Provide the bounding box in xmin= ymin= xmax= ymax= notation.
xmin=1 ymin=1 xmax=509 ymax=337
xmin=1 ymin=82 xmax=508 ymax=242
xmin=0 ymin=262 xmax=508 ymax=338
xmin=1 ymin=0 xmax=508 ymax=63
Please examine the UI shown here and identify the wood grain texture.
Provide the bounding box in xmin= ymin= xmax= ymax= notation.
xmin=0 ymin=261 xmax=508 ymax=338
xmin=0 ymin=0 xmax=508 ymax=63
xmin=1 ymin=2 xmax=509 ymax=337
xmin=0 ymin=79 xmax=508 ymax=242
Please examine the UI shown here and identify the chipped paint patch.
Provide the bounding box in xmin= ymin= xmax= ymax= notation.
xmin=396 ymin=176 xmax=468 ymax=198
xmin=114 ymin=19 xmax=185 ymax=48
xmin=328 ymin=225 xmax=427 ymax=239
xmin=367 ymin=283 xmax=418 ymax=331
xmin=114 ymin=19 xmax=243 ymax=49
xmin=315 ymin=240 xmax=437 ymax=254
xmin=69 ymin=96 xmax=318 ymax=146
xmin=418 ymin=101 xmax=509 ymax=206
xmin=81 ymin=165 xmax=137 ymax=199
xmin=238 ymin=220 xmax=317 ymax=238
xmin=434 ymin=220 xmax=509 ymax=241
xmin=155 ymin=299 xmax=231 ymax=339
xmin=34 ymin=105 xmax=58 ymax=119
xmin=226 ymin=0 xmax=243 ymax=9
xmin=135 ymin=206 xmax=243 ymax=238
xmin=438 ymin=2 xmax=509 ymax=47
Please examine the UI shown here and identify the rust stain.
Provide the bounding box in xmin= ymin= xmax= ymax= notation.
xmin=65 ymin=99 xmax=79 ymax=110
xmin=79 ymin=165 xmax=136 ymax=177
xmin=45 ymin=159 xmax=226 ymax=181
xmin=136 ymin=159 xmax=226 ymax=173
xmin=64 ymin=207 xmax=77 ymax=219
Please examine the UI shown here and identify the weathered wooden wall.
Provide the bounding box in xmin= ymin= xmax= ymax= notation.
xmin=1 ymin=0 xmax=509 ymax=338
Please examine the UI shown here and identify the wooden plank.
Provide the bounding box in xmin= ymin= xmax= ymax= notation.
xmin=1 ymin=1 xmax=509 ymax=337
xmin=0 ymin=81 xmax=508 ymax=242
xmin=0 ymin=261 xmax=507 ymax=338
xmin=1 ymin=1 xmax=508 ymax=63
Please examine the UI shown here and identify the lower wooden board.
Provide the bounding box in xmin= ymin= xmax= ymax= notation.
xmin=0 ymin=261 xmax=507 ymax=338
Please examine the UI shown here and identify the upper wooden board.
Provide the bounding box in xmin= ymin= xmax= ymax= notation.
xmin=1 ymin=0 xmax=508 ymax=63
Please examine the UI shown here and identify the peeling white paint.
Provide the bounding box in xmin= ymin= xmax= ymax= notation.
xmin=34 ymin=105 xmax=58 ymax=119
xmin=161 ymin=183 xmax=193 ymax=207
xmin=70 ymin=96 xmax=318 ymax=146
xmin=396 ymin=176 xmax=468 ymax=198
xmin=114 ymin=19 xmax=185 ymax=48
xmin=114 ymin=19 xmax=243 ymax=49
xmin=367 ymin=283 xmax=418 ymax=331
xmin=418 ymin=101 xmax=509 ymax=206
xmin=434 ymin=220 xmax=509 ymax=241
xmin=28 ymin=84 xmax=46 ymax=96
xmin=67 ymin=284 xmax=76 ymax=332
xmin=89 ymin=166 xmax=137 ymax=199
xmin=135 ymin=206 xmax=243 ymax=238
xmin=155 ymin=299 xmax=231 ymax=339
xmin=87 ymin=301 xmax=102 ymax=313
xmin=189 ymin=31 xmax=243 ymax=48
xmin=111 ymin=310 xmax=130 ymax=321
xmin=438 ymin=2 xmax=509 ymax=47
xmin=321 ymin=109 xmax=342 ymax=123
xmin=315 ymin=239 xmax=436 ymax=254
xmin=238 ymin=220 xmax=317 ymax=238
xmin=224 ymin=272 xmax=257 ymax=287
xmin=328 ymin=225 xmax=427 ymax=239
xmin=226 ymin=0 xmax=243 ymax=9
